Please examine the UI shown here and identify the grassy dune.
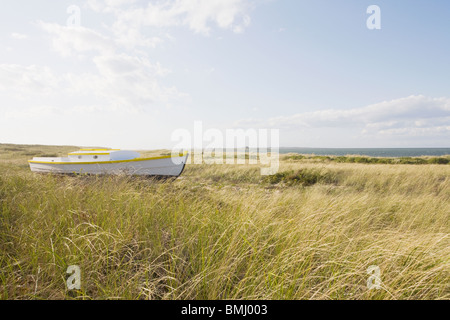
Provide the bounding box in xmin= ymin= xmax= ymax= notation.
xmin=0 ymin=144 xmax=449 ymax=299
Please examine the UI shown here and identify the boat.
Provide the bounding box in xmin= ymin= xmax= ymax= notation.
xmin=28 ymin=149 xmax=188 ymax=177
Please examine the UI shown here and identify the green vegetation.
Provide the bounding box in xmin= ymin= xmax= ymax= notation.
xmin=283 ymin=153 xmax=450 ymax=165
xmin=0 ymin=144 xmax=449 ymax=300
xmin=264 ymin=169 xmax=338 ymax=186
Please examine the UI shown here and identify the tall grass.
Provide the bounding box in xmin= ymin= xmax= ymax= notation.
xmin=0 ymin=144 xmax=449 ymax=299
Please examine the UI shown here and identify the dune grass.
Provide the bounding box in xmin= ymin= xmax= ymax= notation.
xmin=0 ymin=144 xmax=449 ymax=300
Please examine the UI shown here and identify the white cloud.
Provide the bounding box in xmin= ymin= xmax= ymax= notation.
xmin=205 ymin=67 xmax=215 ymax=74
xmin=2 ymin=105 xmax=61 ymax=119
xmin=28 ymin=16 xmax=189 ymax=116
xmin=377 ymin=126 xmax=450 ymax=137
xmin=0 ymin=52 xmax=187 ymax=118
xmin=11 ymin=32 xmax=28 ymax=40
xmin=235 ymin=95 xmax=450 ymax=142
xmin=0 ymin=64 xmax=61 ymax=97
xmin=90 ymin=0 xmax=252 ymax=37
xmin=88 ymin=53 xmax=184 ymax=110
xmin=87 ymin=0 xmax=138 ymax=11
xmin=37 ymin=21 xmax=116 ymax=57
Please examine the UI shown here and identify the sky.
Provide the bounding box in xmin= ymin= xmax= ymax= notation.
xmin=0 ymin=0 xmax=449 ymax=149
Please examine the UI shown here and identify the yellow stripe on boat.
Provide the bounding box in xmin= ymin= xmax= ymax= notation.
xmin=28 ymin=152 xmax=188 ymax=165
xmin=68 ymin=153 xmax=111 ymax=156
xmin=79 ymin=149 xmax=120 ymax=151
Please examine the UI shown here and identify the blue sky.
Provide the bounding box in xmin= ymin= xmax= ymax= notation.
xmin=0 ymin=0 xmax=449 ymax=149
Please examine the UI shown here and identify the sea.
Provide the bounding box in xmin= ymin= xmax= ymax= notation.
xmin=278 ymin=148 xmax=450 ymax=157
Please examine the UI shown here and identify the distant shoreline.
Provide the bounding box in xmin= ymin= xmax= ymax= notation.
xmin=278 ymin=148 xmax=450 ymax=157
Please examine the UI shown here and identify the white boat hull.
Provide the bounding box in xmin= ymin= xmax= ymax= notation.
xmin=29 ymin=154 xmax=188 ymax=177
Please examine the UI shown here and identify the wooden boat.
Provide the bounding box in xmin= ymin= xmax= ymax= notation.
xmin=28 ymin=149 xmax=188 ymax=177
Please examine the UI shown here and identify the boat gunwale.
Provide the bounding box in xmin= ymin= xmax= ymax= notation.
xmin=29 ymin=153 xmax=188 ymax=165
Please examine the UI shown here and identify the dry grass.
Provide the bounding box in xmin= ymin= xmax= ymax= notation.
xmin=0 ymin=144 xmax=449 ymax=300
